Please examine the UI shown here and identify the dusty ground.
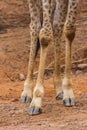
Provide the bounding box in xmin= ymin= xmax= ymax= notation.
xmin=0 ymin=0 xmax=87 ymax=130
xmin=0 ymin=75 xmax=87 ymax=130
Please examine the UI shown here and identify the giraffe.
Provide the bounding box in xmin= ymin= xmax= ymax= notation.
xmin=21 ymin=0 xmax=79 ymax=115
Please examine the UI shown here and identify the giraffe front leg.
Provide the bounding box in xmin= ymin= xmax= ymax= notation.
xmin=20 ymin=30 xmax=38 ymax=103
xmin=29 ymin=27 xmax=53 ymax=115
xmin=20 ymin=0 xmax=42 ymax=103
xmin=20 ymin=37 xmax=37 ymax=103
xmin=62 ymin=26 xmax=76 ymax=106
xmin=28 ymin=0 xmax=53 ymax=115
xmin=21 ymin=32 xmax=39 ymax=103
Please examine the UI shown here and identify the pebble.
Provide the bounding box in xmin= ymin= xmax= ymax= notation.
xmin=19 ymin=73 xmax=25 ymax=81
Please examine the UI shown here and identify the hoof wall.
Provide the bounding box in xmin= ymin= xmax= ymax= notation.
xmin=20 ymin=97 xmax=32 ymax=103
xmin=63 ymin=98 xmax=75 ymax=107
xmin=29 ymin=107 xmax=42 ymax=116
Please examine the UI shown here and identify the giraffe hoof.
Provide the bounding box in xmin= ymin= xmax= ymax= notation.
xmin=70 ymin=98 xmax=75 ymax=106
xmin=63 ymin=98 xmax=75 ymax=107
xmin=20 ymin=97 xmax=32 ymax=103
xmin=29 ymin=107 xmax=42 ymax=115
xmin=56 ymin=93 xmax=63 ymax=100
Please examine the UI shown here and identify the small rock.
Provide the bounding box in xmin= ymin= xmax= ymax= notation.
xmin=10 ymin=98 xmax=19 ymax=102
xmin=75 ymin=70 xmax=83 ymax=75
xmin=19 ymin=73 xmax=25 ymax=81
xmin=10 ymin=110 xmax=15 ymax=116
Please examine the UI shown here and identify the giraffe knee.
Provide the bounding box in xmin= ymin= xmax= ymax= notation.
xmin=39 ymin=28 xmax=53 ymax=47
xmin=64 ymin=26 xmax=76 ymax=42
xmin=40 ymin=36 xmax=50 ymax=47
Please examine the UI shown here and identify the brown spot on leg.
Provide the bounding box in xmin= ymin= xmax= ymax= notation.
xmin=65 ymin=31 xmax=75 ymax=42
xmin=40 ymin=37 xmax=50 ymax=47
xmin=34 ymin=89 xmax=43 ymax=97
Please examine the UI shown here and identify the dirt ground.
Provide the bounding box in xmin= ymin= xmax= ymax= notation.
xmin=0 ymin=0 xmax=87 ymax=130
xmin=0 ymin=75 xmax=87 ymax=130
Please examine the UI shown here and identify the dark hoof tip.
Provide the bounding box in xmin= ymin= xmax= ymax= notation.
xmin=20 ymin=97 xmax=26 ymax=103
xmin=29 ymin=107 xmax=42 ymax=116
xmin=20 ymin=97 xmax=32 ymax=103
xmin=70 ymin=98 xmax=75 ymax=106
xmin=63 ymin=98 xmax=70 ymax=106
xmin=26 ymin=97 xmax=32 ymax=103
xmin=63 ymin=98 xmax=75 ymax=107
xmin=56 ymin=93 xmax=63 ymax=100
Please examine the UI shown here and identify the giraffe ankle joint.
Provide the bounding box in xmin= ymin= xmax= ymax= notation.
xmin=62 ymin=77 xmax=73 ymax=89
xmin=24 ymin=79 xmax=33 ymax=90
xmin=34 ymin=85 xmax=44 ymax=98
